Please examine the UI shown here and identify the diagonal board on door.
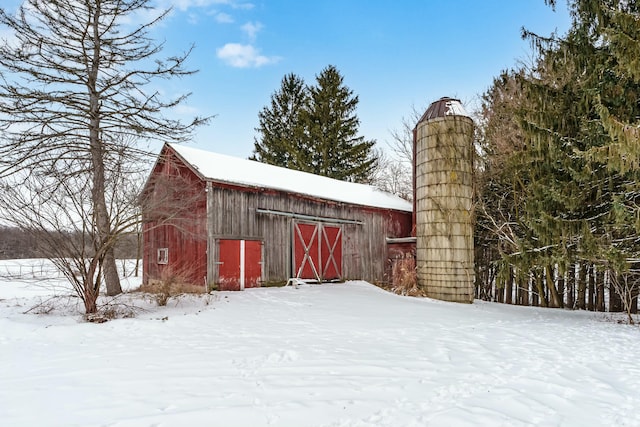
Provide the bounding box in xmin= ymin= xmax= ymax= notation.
xmin=293 ymin=222 xmax=342 ymax=282
xmin=321 ymin=225 xmax=342 ymax=280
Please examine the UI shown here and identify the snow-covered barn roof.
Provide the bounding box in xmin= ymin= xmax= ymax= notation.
xmin=168 ymin=143 xmax=412 ymax=212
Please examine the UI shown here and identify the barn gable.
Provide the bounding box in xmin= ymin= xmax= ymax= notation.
xmin=143 ymin=144 xmax=413 ymax=290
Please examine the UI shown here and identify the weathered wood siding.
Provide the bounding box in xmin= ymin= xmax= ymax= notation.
xmin=206 ymin=184 xmax=411 ymax=286
xmin=143 ymin=145 xmax=412 ymax=289
xmin=142 ymin=148 xmax=208 ymax=287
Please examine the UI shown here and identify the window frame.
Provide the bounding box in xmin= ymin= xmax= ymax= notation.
xmin=157 ymin=247 xmax=169 ymax=265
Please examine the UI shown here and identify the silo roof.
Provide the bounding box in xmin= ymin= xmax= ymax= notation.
xmin=417 ymin=97 xmax=468 ymax=123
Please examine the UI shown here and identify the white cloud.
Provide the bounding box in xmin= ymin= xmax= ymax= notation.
xmin=163 ymin=0 xmax=254 ymax=12
xmin=216 ymin=43 xmax=280 ymax=68
xmin=214 ymin=12 xmax=234 ymax=23
xmin=187 ymin=13 xmax=200 ymax=24
xmin=230 ymin=2 xmax=254 ymax=10
xmin=240 ymin=21 xmax=262 ymax=40
xmin=172 ymin=104 xmax=200 ymax=116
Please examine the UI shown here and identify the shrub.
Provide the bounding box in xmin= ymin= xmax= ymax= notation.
xmin=390 ymin=254 xmax=423 ymax=297
xmin=138 ymin=265 xmax=205 ymax=306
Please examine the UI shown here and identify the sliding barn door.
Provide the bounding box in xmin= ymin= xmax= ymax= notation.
xmin=293 ymin=222 xmax=342 ymax=281
xmin=320 ymin=225 xmax=342 ymax=280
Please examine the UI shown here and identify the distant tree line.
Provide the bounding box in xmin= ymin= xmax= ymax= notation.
xmin=475 ymin=0 xmax=640 ymax=322
xmin=0 ymin=226 xmax=139 ymax=261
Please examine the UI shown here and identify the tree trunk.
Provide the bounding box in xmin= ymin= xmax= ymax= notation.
xmin=545 ymin=264 xmax=563 ymax=308
xmin=630 ymin=282 xmax=638 ymax=315
xmin=577 ymin=262 xmax=587 ymax=310
xmin=103 ymin=248 xmax=122 ymax=296
xmin=567 ymin=263 xmax=575 ymax=309
xmin=587 ymin=264 xmax=595 ymax=311
xmin=83 ymin=285 xmax=98 ymax=314
xmin=135 ymin=229 xmax=142 ymax=277
xmin=534 ymin=269 xmax=547 ymax=307
xmin=557 ymin=270 xmax=565 ymax=308
xmin=82 ymin=258 xmax=101 ymax=314
xmin=496 ymin=278 xmax=504 ymax=303
xmin=609 ymin=271 xmax=624 ymax=313
xmin=517 ymin=272 xmax=528 ymax=305
xmin=89 ymin=2 xmax=121 ymax=297
xmin=505 ymin=266 xmax=513 ymax=305
xmin=596 ymin=267 xmax=605 ymax=312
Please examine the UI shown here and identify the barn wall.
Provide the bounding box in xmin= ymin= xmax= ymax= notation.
xmin=205 ymin=184 xmax=412 ymax=286
xmin=142 ymin=149 xmax=208 ymax=287
xmin=143 ymin=146 xmax=413 ymax=289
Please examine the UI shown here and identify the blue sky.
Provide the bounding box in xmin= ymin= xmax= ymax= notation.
xmin=5 ymin=0 xmax=573 ymax=158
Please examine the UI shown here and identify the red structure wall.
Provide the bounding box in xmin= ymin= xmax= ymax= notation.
xmin=142 ymin=148 xmax=208 ymax=288
xmin=142 ymin=144 xmax=414 ymax=289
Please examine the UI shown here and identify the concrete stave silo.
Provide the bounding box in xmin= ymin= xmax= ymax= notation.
xmin=414 ymin=97 xmax=474 ymax=303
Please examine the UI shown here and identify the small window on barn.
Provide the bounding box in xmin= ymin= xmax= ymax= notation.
xmin=157 ymin=248 xmax=169 ymax=265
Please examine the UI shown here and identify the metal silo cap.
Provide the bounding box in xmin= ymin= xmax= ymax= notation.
xmin=418 ymin=97 xmax=469 ymax=123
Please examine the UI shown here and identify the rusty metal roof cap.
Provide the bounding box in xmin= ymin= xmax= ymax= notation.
xmin=418 ymin=97 xmax=469 ymax=123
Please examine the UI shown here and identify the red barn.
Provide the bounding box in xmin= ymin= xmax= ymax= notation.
xmin=142 ymin=143 xmax=413 ymax=290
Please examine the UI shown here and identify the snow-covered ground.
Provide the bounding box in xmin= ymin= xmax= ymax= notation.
xmin=1 ymin=259 xmax=639 ymax=427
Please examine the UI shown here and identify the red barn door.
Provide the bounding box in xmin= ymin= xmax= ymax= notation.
xmin=218 ymin=239 xmax=262 ymax=291
xmin=321 ymin=225 xmax=342 ymax=280
xmin=293 ymin=223 xmax=320 ymax=280
xmin=293 ymin=222 xmax=342 ymax=281
xmin=243 ymin=240 xmax=262 ymax=289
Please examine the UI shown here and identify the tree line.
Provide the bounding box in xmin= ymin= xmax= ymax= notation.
xmin=475 ymin=0 xmax=640 ymax=322
xmin=0 ymin=226 xmax=138 ymax=261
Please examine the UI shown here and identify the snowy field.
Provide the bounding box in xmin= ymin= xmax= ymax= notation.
xmin=1 ymin=259 xmax=639 ymax=427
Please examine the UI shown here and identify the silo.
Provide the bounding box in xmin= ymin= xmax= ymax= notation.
xmin=414 ymin=97 xmax=474 ymax=303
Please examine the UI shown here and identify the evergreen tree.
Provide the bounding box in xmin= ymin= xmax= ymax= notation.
xmin=253 ymin=66 xmax=378 ymax=183
xmin=475 ymin=70 xmax=533 ymax=299
xmin=505 ymin=0 xmax=640 ymax=315
xmin=476 ymin=1 xmax=640 ymax=316
xmin=303 ymin=65 xmax=377 ymax=183
xmin=251 ymin=73 xmax=310 ymax=172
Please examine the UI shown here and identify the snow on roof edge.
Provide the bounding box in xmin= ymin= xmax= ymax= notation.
xmin=167 ymin=143 xmax=412 ymax=212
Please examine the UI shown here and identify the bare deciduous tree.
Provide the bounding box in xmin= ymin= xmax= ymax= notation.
xmin=0 ymin=0 xmax=208 ymax=313
xmin=372 ymin=105 xmax=424 ymax=200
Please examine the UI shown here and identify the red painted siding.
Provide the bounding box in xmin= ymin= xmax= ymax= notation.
xmin=142 ymin=144 xmax=414 ymax=289
xmin=142 ymin=147 xmax=207 ymax=287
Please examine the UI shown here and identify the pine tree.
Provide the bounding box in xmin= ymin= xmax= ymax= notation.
xmin=253 ymin=66 xmax=378 ymax=183
xmin=515 ymin=0 xmax=640 ymax=315
xmin=475 ymin=70 xmax=531 ymax=300
xmin=303 ymin=65 xmax=377 ymax=183
xmin=251 ymin=73 xmax=311 ymax=172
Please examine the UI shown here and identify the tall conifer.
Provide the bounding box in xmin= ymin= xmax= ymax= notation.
xmin=253 ymin=65 xmax=377 ymax=183
xmin=251 ymin=73 xmax=310 ymax=172
xmin=303 ymin=65 xmax=377 ymax=183
xmin=516 ymin=0 xmax=640 ymax=314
